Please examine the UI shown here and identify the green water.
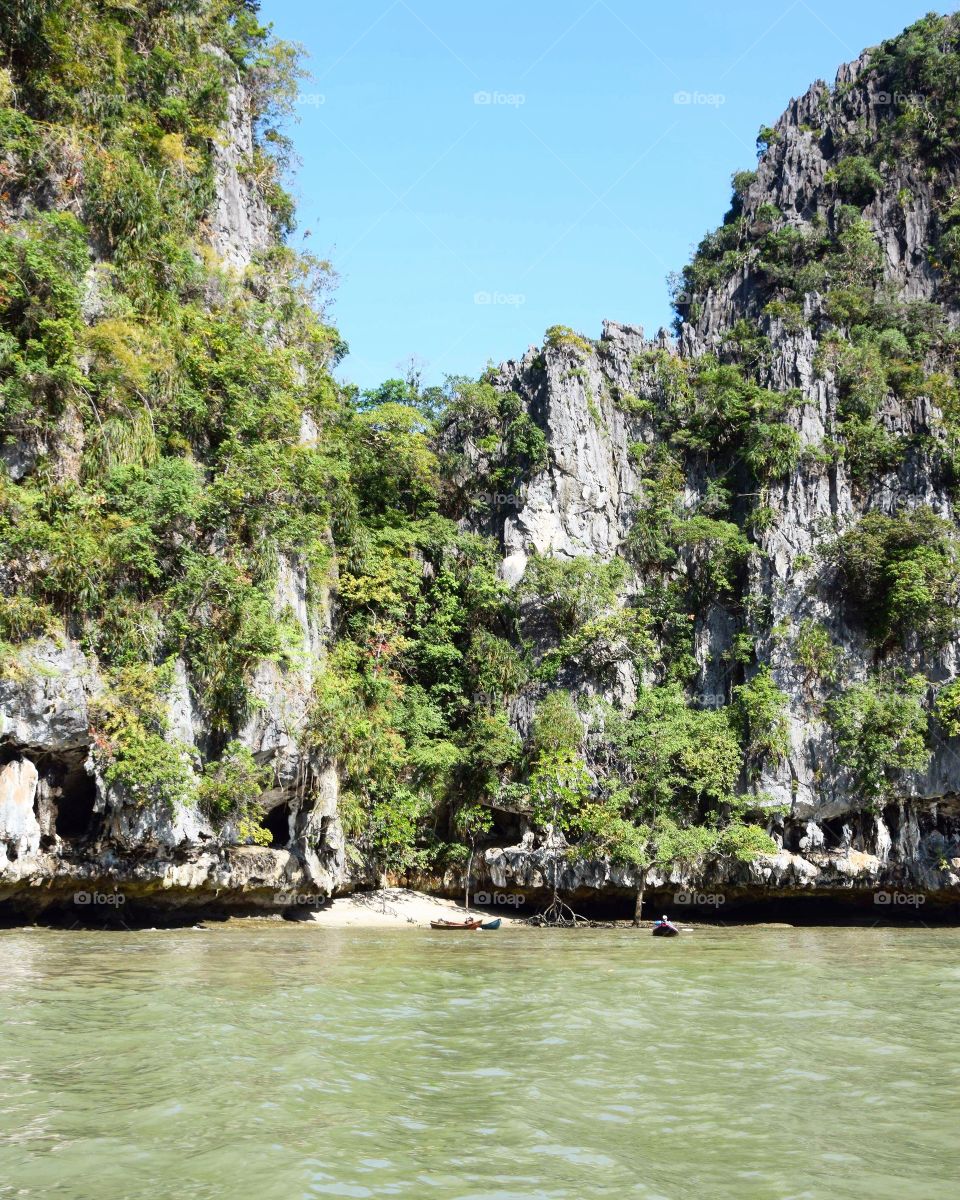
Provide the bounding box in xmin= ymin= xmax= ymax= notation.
xmin=0 ymin=924 xmax=958 ymax=1200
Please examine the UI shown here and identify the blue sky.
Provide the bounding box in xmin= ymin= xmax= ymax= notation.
xmin=260 ymin=0 xmax=950 ymax=390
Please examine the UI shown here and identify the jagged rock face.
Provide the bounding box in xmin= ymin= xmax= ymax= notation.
xmin=677 ymin=52 xmax=960 ymax=823
xmin=0 ymin=758 xmax=40 ymax=868
xmin=204 ymin=46 xmax=272 ymax=271
xmin=0 ymin=585 xmax=344 ymax=912
xmin=0 ymin=68 xmax=342 ymax=916
xmin=493 ymin=322 xmax=652 ymax=572
xmin=0 ymin=639 xmax=93 ymax=754
xmin=455 ymin=51 xmax=960 ymax=906
xmin=484 ymin=321 xmax=666 ymax=715
xmin=468 ymin=310 xmax=960 ymax=899
xmin=476 ymin=794 xmax=960 ymax=913
xmin=680 ymin=55 xmax=953 ymax=357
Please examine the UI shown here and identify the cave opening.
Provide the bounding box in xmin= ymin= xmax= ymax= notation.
xmin=819 ymin=817 xmax=847 ymax=850
xmin=486 ymin=809 xmax=523 ymax=845
xmin=262 ymin=802 xmax=292 ymax=848
xmin=782 ymin=822 xmax=803 ymax=853
xmin=51 ymin=764 xmax=98 ymax=840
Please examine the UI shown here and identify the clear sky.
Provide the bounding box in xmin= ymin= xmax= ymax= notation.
xmin=260 ymin=0 xmax=951 ymax=390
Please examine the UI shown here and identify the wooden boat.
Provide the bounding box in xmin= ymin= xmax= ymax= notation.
xmin=651 ymin=919 xmax=680 ymax=937
xmin=430 ymin=918 xmax=483 ymax=930
xmin=480 ymin=918 xmax=501 ymax=931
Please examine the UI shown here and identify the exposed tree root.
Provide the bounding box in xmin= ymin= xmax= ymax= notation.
xmin=526 ymin=894 xmax=591 ymax=926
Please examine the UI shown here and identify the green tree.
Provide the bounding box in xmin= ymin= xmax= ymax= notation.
xmin=197 ymin=741 xmax=273 ymax=845
xmin=733 ymin=666 xmax=791 ymax=774
xmin=829 ymin=674 xmax=930 ymax=801
xmin=826 ymin=156 xmax=884 ymax=206
xmin=521 ymin=554 xmax=630 ymax=636
xmin=825 ymin=508 xmax=960 ymax=648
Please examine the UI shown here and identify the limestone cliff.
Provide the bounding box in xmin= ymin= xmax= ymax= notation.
xmin=453 ymin=36 xmax=960 ymax=912
xmin=0 ymin=9 xmax=344 ymax=916
xmin=4 ymin=10 xmax=960 ymax=920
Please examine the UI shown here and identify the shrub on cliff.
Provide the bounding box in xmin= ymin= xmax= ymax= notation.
xmin=829 ymin=673 xmax=930 ymax=801
xmin=732 ymin=666 xmax=791 ymax=774
xmin=824 ymin=507 xmax=960 ymax=648
xmin=825 ymin=156 xmax=884 ymax=207
xmin=197 ymin=741 xmax=273 ymax=845
xmin=520 ymin=554 xmax=630 ymax=638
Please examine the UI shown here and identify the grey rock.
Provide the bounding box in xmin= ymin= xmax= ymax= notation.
xmin=204 ymin=46 xmax=272 ymax=270
xmin=0 ymin=639 xmax=94 ymax=752
xmin=0 ymin=758 xmax=41 ymax=868
xmin=442 ymin=47 xmax=960 ymax=905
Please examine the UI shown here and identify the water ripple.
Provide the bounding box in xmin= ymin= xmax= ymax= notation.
xmin=0 ymin=925 xmax=958 ymax=1199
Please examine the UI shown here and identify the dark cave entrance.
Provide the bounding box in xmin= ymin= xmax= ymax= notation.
xmin=487 ymin=809 xmax=523 ymax=844
xmin=51 ymin=763 xmax=98 ymax=841
xmin=0 ymin=744 xmax=100 ymax=847
xmin=262 ymin=802 xmax=292 ymax=848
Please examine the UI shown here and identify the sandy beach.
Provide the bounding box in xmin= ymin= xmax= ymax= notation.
xmin=299 ymin=888 xmax=526 ymax=929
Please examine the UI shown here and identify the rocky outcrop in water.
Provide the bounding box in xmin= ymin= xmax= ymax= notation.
xmin=4 ymin=15 xmax=960 ymax=919
xmin=456 ymin=304 xmax=960 ymax=912
xmin=445 ymin=45 xmax=960 ymax=913
xmin=0 ymin=48 xmax=343 ymax=918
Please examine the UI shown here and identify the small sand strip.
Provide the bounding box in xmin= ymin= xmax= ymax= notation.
xmin=304 ymin=887 xmax=525 ymax=929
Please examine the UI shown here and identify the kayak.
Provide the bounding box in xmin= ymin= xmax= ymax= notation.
xmin=480 ymin=918 xmax=501 ymax=931
xmin=430 ymin=918 xmax=483 ymax=930
xmin=652 ymin=920 xmax=680 ymax=937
